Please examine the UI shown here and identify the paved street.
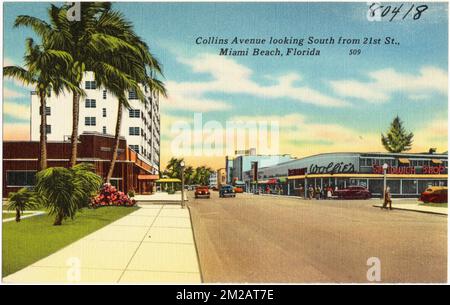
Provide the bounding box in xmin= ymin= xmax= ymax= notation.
xmin=188 ymin=192 xmax=447 ymax=283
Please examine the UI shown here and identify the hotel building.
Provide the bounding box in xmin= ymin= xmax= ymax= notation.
xmin=30 ymin=71 xmax=161 ymax=173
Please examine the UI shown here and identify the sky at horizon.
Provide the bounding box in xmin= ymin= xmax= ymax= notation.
xmin=2 ymin=2 xmax=449 ymax=170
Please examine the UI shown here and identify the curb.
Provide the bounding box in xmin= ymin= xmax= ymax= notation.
xmin=186 ymin=204 xmax=204 ymax=283
xmin=372 ymin=204 xmax=448 ymax=216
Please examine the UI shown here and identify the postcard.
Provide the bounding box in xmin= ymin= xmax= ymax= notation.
xmin=1 ymin=0 xmax=448 ymax=290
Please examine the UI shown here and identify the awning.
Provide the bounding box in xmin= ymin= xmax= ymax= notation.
xmin=279 ymin=177 xmax=287 ymax=183
xmin=138 ymin=174 xmax=159 ymax=180
xmin=267 ymin=178 xmax=278 ymax=184
xmin=432 ymin=159 xmax=443 ymax=164
xmin=156 ymin=178 xmax=181 ymax=183
xmin=398 ymin=158 xmax=410 ymax=164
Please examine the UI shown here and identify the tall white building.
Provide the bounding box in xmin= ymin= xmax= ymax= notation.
xmin=30 ymin=71 xmax=161 ymax=172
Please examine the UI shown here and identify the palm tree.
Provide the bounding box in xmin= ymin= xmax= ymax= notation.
xmin=7 ymin=188 xmax=39 ymax=222
xmin=14 ymin=3 xmax=145 ymax=168
xmin=3 ymin=38 xmax=77 ymax=170
xmin=184 ymin=166 xmax=194 ymax=185
xmin=71 ymin=163 xmax=103 ymax=208
xmin=166 ymin=158 xmax=184 ymax=179
xmin=35 ymin=163 xmax=102 ymax=225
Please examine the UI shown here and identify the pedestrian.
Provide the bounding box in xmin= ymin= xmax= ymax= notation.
xmin=308 ymin=185 xmax=314 ymax=200
xmin=327 ymin=186 xmax=333 ymax=199
xmin=382 ymin=186 xmax=392 ymax=210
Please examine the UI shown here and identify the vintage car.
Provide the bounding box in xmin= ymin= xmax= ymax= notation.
xmin=219 ymin=185 xmax=236 ymax=198
xmin=419 ymin=186 xmax=448 ymax=203
xmin=194 ymin=186 xmax=210 ymax=199
xmin=233 ymin=186 xmax=244 ymax=193
xmin=333 ymin=186 xmax=371 ymax=200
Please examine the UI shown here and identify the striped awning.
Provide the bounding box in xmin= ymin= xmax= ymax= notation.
xmin=138 ymin=174 xmax=159 ymax=180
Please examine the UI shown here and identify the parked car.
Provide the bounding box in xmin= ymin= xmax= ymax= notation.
xmin=234 ymin=186 xmax=244 ymax=193
xmin=219 ymin=185 xmax=236 ymax=198
xmin=195 ymin=186 xmax=210 ymax=199
xmin=333 ymin=186 xmax=371 ymax=200
xmin=419 ymin=186 xmax=447 ymax=203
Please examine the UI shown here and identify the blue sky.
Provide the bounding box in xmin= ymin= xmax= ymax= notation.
xmin=3 ymin=2 xmax=448 ymax=167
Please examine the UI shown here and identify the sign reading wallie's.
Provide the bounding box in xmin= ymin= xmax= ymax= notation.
xmin=372 ymin=165 xmax=446 ymax=175
xmin=288 ymin=162 xmax=355 ymax=176
xmin=309 ymin=162 xmax=355 ymax=174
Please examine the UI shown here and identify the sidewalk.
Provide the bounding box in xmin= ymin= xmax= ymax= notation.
xmin=3 ymin=204 xmax=201 ymax=283
xmin=134 ymin=191 xmax=187 ymax=203
xmin=372 ymin=203 xmax=448 ymax=215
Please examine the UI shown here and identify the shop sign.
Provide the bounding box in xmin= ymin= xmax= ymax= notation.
xmin=309 ymin=162 xmax=355 ymax=174
xmin=288 ymin=168 xmax=307 ymax=176
xmin=422 ymin=165 xmax=446 ymax=174
xmin=372 ymin=165 xmax=445 ymax=175
xmin=372 ymin=165 xmax=415 ymax=174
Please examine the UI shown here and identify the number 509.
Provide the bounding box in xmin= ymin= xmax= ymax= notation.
xmin=349 ymin=49 xmax=361 ymax=55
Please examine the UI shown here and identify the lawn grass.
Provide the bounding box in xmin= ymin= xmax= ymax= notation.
xmin=2 ymin=206 xmax=139 ymax=277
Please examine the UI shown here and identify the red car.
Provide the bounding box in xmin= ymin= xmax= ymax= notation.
xmin=195 ymin=186 xmax=210 ymax=199
xmin=419 ymin=186 xmax=447 ymax=203
xmin=334 ymin=186 xmax=371 ymax=200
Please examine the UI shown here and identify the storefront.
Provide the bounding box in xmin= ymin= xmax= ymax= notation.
xmin=243 ymin=152 xmax=448 ymax=198
xmin=2 ymin=133 xmax=158 ymax=197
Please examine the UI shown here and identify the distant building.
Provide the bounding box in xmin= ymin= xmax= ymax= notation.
xmin=229 ymin=154 xmax=296 ymax=182
xmin=30 ymin=71 xmax=161 ymax=173
xmin=242 ymin=152 xmax=448 ymax=197
xmin=209 ymin=171 xmax=218 ymax=187
xmin=217 ymin=168 xmax=227 ymax=187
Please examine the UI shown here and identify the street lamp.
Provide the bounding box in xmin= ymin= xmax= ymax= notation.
xmin=180 ymin=160 xmax=185 ymax=208
xmin=382 ymin=163 xmax=388 ymax=205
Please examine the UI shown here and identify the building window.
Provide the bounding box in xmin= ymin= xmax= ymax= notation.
xmin=6 ymin=171 xmax=36 ymax=187
xmin=129 ymin=127 xmax=140 ymax=136
xmin=45 ymin=125 xmax=51 ymax=134
xmin=103 ymin=90 xmax=107 ymax=99
xmin=85 ymin=99 xmax=96 ymax=108
xmin=102 ymin=126 xmax=107 ymax=134
xmin=39 ymin=106 xmax=51 ymax=116
xmin=129 ymin=145 xmax=139 ymax=153
xmin=85 ymin=117 xmax=96 ymax=126
xmin=85 ymin=81 xmax=96 ymax=89
xmin=128 ymin=90 xmax=138 ymax=100
xmin=129 ymin=109 xmax=140 ymax=118
xmin=102 ymin=108 xmax=106 ymax=117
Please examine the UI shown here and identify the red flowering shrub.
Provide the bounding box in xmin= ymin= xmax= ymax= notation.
xmin=91 ymin=183 xmax=136 ymax=208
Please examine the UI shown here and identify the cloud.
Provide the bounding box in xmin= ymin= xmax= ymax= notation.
xmin=3 ymin=122 xmax=30 ymax=141
xmin=330 ymin=66 xmax=448 ymax=103
xmin=413 ymin=118 xmax=448 ymax=152
xmin=3 ymin=87 xmax=27 ymax=99
xmin=166 ymin=53 xmax=349 ymax=110
xmin=163 ymin=82 xmax=231 ymax=112
xmin=4 ymin=102 xmax=30 ymax=120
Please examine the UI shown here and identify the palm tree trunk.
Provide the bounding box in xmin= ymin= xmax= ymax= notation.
xmin=15 ymin=208 xmax=21 ymax=223
xmin=106 ymin=102 xmax=123 ymax=183
xmin=53 ymin=210 xmax=63 ymax=226
xmin=70 ymin=92 xmax=80 ymax=167
xmin=39 ymin=92 xmax=48 ymax=170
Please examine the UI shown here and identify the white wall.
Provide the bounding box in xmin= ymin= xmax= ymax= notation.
xmin=31 ymin=71 xmax=161 ymax=172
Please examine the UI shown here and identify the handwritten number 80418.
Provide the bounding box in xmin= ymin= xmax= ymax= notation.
xmin=368 ymin=3 xmax=428 ymax=22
